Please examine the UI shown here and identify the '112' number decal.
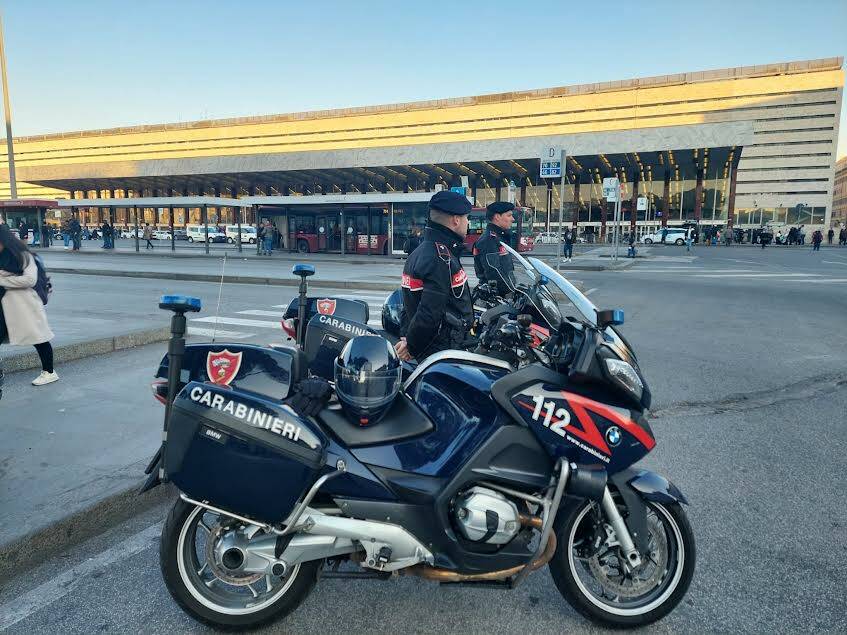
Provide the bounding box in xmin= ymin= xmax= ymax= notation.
xmin=531 ymin=394 xmax=571 ymax=437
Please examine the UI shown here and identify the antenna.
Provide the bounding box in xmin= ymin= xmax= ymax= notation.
xmin=211 ymin=252 xmax=227 ymax=342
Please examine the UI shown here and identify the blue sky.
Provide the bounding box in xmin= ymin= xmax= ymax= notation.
xmin=2 ymin=0 xmax=846 ymax=157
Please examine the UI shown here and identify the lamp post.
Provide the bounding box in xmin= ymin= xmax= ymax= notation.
xmin=0 ymin=13 xmax=17 ymax=199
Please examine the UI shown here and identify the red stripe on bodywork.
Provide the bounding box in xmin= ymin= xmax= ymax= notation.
xmin=562 ymin=391 xmax=655 ymax=450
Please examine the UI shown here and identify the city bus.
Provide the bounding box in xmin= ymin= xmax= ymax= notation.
xmin=246 ymin=193 xmax=534 ymax=256
xmin=466 ymin=206 xmax=535 ymax=253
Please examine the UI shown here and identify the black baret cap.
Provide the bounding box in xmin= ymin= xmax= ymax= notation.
xmin=429 ymin=190 xmax=472 ymax=216
xmin=486 ymin=201 xmax=515 ymax=219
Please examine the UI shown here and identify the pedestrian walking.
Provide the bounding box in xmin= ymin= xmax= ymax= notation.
xmin=627 ymin=233 xmax=637 ymax=258
xmin=826 ymin=228 xmax=834 ymax=245
xmin=143 ymin=223 xmax=155 ymax=249
xmin=261 ymin=220 xmax=274 ymax=256
xmin=839 ymin=228 xmax=846 ymax=246
xmin=0 ymin=224 xmax=58 ymax=385
xmin=40 ymin=223 xmax=52 ymax=248
xmin=563 ymin=228 xmax=574 ymax=262
xmin=811 ymin=229 xmax=823 ymax=252
xmin=101 ymin=220 xmax=111 ymax=249
xmin=685 ymin=228 xmax=693 ymax=253
xmin=69 ymin=217 xmax=82 ymax=250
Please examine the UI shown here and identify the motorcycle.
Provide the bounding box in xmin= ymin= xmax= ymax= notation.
xmin=143 ymin=248 xmax=695 ymax=630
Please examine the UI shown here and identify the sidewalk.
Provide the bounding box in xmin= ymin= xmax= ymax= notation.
xmin=0 ymin=344 xmax=173 ymax=576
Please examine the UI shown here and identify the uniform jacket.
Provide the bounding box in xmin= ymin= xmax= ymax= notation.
xmin=0 ymin=253 xmax=54 ymax=345
xmin=400 ymin=221 xmax=473 ymax=359
xmin=473 ymin=223 xmax=514 ymax=295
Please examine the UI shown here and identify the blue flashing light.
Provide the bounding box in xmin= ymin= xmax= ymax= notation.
xmin=292 ymin=264 xmax=316 ymax=277
xmin=609 ymin=309 xmax=625 ymax=325
xmin=159 ymin=295 xmax=202 ymax=312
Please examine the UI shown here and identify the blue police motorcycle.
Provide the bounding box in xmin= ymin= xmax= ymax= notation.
xmin=146 ymin=248 xmax=694 ymax=630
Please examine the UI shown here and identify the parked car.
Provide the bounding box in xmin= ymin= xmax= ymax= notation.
xmin=186 ymin=225 xmax=226 ymax=243
xmin=642 ymin=228 xmax=687 ymax=245
xmin=120 ymin=228 xmax=143 ymax=239
xmin=152 ymin=230 xmax=172 ymax=240
xmin=224 ymin=225 xmax=258 ymax=244
xmin=534 ymin=231 xmax=561 ymax=244
xmin=173 ymin=230 xmax=189 ymax=241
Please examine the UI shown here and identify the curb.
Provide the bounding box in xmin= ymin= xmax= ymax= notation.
xmin=0 ymin=479 xmax=176 ymax=579
xmin=49 ymin=267 xmax=401 ymax=291
xmin=3 ymin=326 xmax=171 ymax=373
xmin=34 ymin=247 xmax=401 ymax=265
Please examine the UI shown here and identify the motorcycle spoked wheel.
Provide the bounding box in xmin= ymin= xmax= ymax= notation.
xmin=160 ymin=499 xmax=320 ymax=631
xmin=549 ymin=496 xmax=695 ymax=628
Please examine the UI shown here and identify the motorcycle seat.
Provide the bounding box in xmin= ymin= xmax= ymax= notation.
xmin=316 ymin=391 xmax=434 ymax=448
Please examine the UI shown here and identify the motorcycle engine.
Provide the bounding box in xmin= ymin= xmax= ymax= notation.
xmin=453 ymin=486 xmax=521 ymax=545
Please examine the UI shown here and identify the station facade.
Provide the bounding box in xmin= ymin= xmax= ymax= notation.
xmin=0 ymin=57 xmax=843 ymax=243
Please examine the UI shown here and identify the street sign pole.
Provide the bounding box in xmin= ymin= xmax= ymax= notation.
xmin=557 ymin=150 xmax=566 ymax=272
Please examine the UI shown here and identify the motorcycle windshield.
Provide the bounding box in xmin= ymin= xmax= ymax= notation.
xmin=498 ymin=244 xmax=595 ymax=325
xmin=500 ymin=244 xmax=636 ymax=360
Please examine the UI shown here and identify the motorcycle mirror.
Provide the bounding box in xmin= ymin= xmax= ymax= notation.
xmin=292 ymin=263 xmax=316 ymax=278
xmin=596 ymin=309 xmax=624 ymax=327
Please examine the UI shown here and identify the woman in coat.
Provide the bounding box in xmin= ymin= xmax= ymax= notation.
xmin=0 ymin=224 xmax=58 ymax=385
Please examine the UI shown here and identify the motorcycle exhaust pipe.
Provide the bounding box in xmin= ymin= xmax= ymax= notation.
xmin=403 ymin=514 xmax=554 ymax=583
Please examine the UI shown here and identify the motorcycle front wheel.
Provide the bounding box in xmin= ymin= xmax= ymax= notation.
xmin=549 ymin=497 xmax=695 ymax=628
xmin=160 ymin=499 xmax=320 ymax=631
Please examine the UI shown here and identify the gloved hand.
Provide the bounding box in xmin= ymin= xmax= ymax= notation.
xmin=284 ymin=377 xmax=332 ymax=417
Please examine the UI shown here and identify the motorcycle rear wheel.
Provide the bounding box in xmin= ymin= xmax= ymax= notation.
xmin=549 ymin=498 xmax=695 ymax=628
xmin=160 ymin=499 xmax=320 ymax=631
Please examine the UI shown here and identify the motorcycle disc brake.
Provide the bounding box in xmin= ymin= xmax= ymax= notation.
xmin=587 ymin=513 xmax=668 ymax=598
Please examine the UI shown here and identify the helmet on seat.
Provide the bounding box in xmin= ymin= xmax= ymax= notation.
xmin=334 ymin=336 xmax=402 ymax=426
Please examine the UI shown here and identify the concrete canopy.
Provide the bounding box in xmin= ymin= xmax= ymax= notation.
xmin=19 ymin=121 xmax=753 ymax=196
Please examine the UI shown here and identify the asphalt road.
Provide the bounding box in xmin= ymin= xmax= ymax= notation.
xmin=1 ymin=246 xmax=845 ymax=633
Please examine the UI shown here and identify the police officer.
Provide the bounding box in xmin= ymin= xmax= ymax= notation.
xmin=473 ymin=201 xmax=515 ymax=295
xmin=394 ymin=191 xmax=473 ymax=362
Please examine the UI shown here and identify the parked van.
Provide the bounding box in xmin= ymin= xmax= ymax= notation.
xmin=186 ymin=225 xmax=225 ymax=243
xmin=224 ymin=225 xmax=258 ymax=244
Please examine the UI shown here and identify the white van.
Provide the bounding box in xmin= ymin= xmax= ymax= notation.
xmin=224 ymin=225 xmax=257 ymax=244
xmin=186 ymin=225 xmax=225 ymax=243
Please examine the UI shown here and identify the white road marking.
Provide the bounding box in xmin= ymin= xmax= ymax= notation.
xmin=802 ymin=278 xmax=847 ymax=284
xmin=187 ymin=327 xmax=254 ymax=339
xmin=692 ymin=273 xmax=819 ymax=278
xmin=822 ymin=261 xmax=847 ymax=266
xmin=0 ymin=523 xmax=162 ymax=631
xmin=237 ymin=309 xmax=284 ymax=317
xmin=191 ymin=316 xmax=282 ymax=329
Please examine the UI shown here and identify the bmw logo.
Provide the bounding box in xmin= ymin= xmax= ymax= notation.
xmin=606 ymin=426 xmax=622 ymax=447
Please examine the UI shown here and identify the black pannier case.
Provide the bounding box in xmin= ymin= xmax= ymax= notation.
xmin=165 ymin=381 xmax=328 ymax=524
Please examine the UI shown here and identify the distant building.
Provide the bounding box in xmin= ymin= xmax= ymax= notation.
xmin=1 ymin=57 xmax=843 ymax=243
xmin=833 ymin=156 xmax=847 ymax=227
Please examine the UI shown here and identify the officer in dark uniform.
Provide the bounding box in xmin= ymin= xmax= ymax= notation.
xmin=473 ymin=201 xmax=515 ymax=295
xmin=395 ymin=191 xmax=473 ymax=362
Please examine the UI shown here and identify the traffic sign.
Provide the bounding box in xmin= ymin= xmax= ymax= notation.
xmin=540 ymin=146 xmax=563 ymax=179
xmin=637 ymin=197 xmax=648 ymax=211
xmin=602 ymin=178 xmax=620 ymax=202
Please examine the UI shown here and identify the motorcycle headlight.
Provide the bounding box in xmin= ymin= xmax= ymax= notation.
xmin=604 ymin=358 xmax=643 ymax=401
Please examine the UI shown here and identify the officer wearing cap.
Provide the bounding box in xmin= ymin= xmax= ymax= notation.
xmin=473 ymin=201 xmax=516 ymax=295
xmin=394 ymin=190 xmax=473 ymax=362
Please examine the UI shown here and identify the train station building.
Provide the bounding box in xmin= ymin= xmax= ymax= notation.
xmin=0 ymin=57 xmax=842 ymax=253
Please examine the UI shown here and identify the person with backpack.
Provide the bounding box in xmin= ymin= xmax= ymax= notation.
xmin=0 ymin=224 xmax=57 ymax=386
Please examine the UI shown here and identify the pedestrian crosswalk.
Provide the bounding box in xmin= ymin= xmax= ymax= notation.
xmin=186 ymin=292 xmax=390 ymax=342
xmin=621 ymin=265 xmax=847 ymax=283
